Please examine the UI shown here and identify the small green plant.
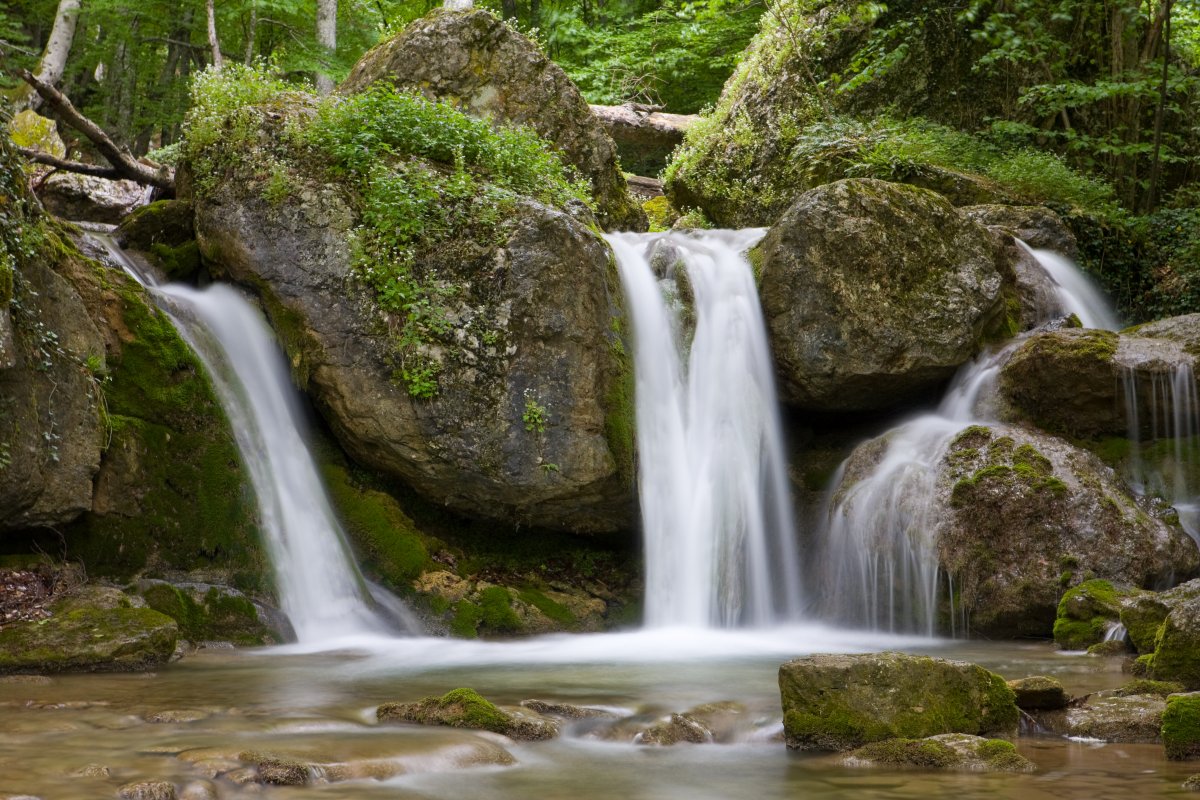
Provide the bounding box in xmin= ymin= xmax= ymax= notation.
xmin=399 ymin=359 xmax=441 ymax=400
xmin=539 ymin=462 xmax=559 ymax=474
xmin=523 ymin=389 xmax=547 ymax=433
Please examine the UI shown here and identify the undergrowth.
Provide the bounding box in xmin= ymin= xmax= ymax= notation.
xmin=182 ymin=65 xmax=590 ymax=397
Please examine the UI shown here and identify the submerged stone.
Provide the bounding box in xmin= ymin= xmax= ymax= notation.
xmin=778 ymin=652 xmax=1017 ymax=752
xmin=117 ymin=781 xmax=176 ymax=800
xmin=844 ymin=733 xmax=1034 ymax=773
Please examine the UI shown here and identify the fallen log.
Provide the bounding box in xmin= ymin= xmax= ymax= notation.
xmin=590 ymin=103 xmax=696 ymax=176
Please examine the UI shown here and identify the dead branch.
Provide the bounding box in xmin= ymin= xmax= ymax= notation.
xmin=15 ymin=67 xmax=174 ymax=191
xmin=17 ymin=147 xmax=125 ymax=180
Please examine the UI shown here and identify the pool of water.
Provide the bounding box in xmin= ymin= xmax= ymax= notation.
xmin=0 ymin=626 xmax=1193 ymax=799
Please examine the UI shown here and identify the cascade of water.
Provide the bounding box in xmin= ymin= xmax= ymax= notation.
xmin=92 ymin=236 xmax=413 ymax=643
xmin=607 ymin=230 xmax=802 ymax=628
xmin=817 ymin=242 xmax=1120 ymax=634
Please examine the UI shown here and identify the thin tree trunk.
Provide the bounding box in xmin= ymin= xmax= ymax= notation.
xmin=245 ymin=3 xmax=257 ymax=65
xmin=14 ymin=0 xmax=82 ymax=112
xmin=315 ymin=0 xmax=336 ymax=94
xmin=206 ymin=0 xmax=224 ymax=68
xmin=1145 ymin=0 xmax=1174 ymax=212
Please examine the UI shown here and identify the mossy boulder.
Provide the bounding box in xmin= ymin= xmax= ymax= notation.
xmin=377 ymin=688 xmax=559 ymax=740
xmin=1164 ymin=693 xmax=1200 ymax=760
xmin=1007 ymin=676 xmax=1069 ymax=711
xmin=193 ymin=126 xmax=634 ymax=535
xmin=778 ymin=652 xmax=1018 ymax=752
xmin=1122 ymin=594 xmax=1172 ymax=655
xmin=999 ymin=322 xmax=1200 ymax=439
xmin=1053 ymin=579 xmax=1142 ymax=651
xmin=1146 ymin=593 xmax=1200 ymax=690
xmin=115 ymin=200 xmax=201 ymax=282
xmin=341 ymin=9 xmax=645 ymax=232
xmin=1049 ymin=692 xmax=1167 ymax=743
xmin=845 ymin=734 xmax=1034 ymax=773
xmin=756 ymin=179 xmax=1012 ymax=411
xmin=136 ymin=580 xmax=283 ymax=645
xmin=0 ymin=588 xmax=177 ymax=673
xmin=825 ymin=422 xmax=1194 ymax=636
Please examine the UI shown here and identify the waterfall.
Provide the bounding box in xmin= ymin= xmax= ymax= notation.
xmin=607 ymin=230 xmax=802 ymax=628
xmin=818 ymin=243 xmax=1120 ymax=634
xmin=91 ymin=236 xmax=414 ymax=643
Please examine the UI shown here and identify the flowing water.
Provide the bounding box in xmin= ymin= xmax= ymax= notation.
xmin=89 ymin=237 xmax=413 ymax=643
xmin=605 ymin=230 xmax=802 ymax=628
xmin=816 ymin=245 xmax=1122 ymax=634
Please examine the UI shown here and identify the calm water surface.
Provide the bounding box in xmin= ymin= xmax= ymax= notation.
xmin=0 ymin=627 xmax=1193 ymax=799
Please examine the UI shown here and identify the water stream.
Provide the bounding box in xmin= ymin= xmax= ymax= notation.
xmin=90 ymin=236 xmax=413 ymax=644
xmin=606 ymin=230 xmax=802 ymax=628
xmin=816 ymin=245 xmax=1122 ymax=634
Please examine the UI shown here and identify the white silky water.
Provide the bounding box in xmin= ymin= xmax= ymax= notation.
xmin=91 ymin=236 xmax=411 ymax=644
xmin=818 ymin=244 xmax=1121 ymax=634
xmin=606 ymin=230 xmax=802 ymax=628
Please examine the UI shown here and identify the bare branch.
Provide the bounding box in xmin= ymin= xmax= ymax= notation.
xmin=17 ymin=148 xmax=125 ymax=180
xmin=15 ymin=68 xmax=174 ymax=190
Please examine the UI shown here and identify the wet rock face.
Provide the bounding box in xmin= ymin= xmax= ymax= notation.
xmin=757 ymin=179 xmax=1011 ymax=412
xmin=778 ymin=652 xmax=1018 ymax=752
xmin=999 ymin=317 xmax=1200 ymax=439
xmin=938 ymin=425 xmax=1194 ymax=637
xmin=341 ymin=10 xmax=645 ymax=232
xmin=196 ymin=176 xmax=634 ymax=535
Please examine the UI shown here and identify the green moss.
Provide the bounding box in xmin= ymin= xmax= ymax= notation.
xmin=643 ymin=196 xmax=678 ymax=232
xmin=1053 ymin=579 xmax=1129 ymax=650
xmin=1163 ymin=694 xmax=1200 ymax=760
xmin=321 ymin=463 xmax=431 ymax=590
xmin=518 ymin=588 xmax=576 ymax=627
xmin=421 ymin=688 xmax=509 ymax=732
xmin=1121 ymin=598 xmax=1170 ymax=655
xmin=147 ymin=241 xmax=202 ymax=282
xmin=450 ymin=601 xmax=481 ymax=638
xmin=0 ymin=606 xmax=177 ymax=673
xmin=1114 ymin=679 xmax=1186 ymax=698
xmin=477 ymin=586 xmax=522 ymax=634
xmin=140 ymin=583 xmax=270 ymax=646
xmin=602 ymin=285 xmax=636 ymax=487
xmin=853 ymin=738 xmax=960 ymax=768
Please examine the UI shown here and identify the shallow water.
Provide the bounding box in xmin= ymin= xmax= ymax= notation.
xmin=0 ymin=629 xmax=1194 ymax=798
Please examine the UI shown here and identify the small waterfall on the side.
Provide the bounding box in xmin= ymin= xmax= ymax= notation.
xmin=818 ymin=244 xmax=1120 ymax=634
xmin=607 ymin=230 xmax=802 ymax=628
xmin=92 ymin=236 xmax=414 ymax=643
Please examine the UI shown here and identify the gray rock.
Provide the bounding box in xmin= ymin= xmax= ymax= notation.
xmin=1007 ymin=676 xmax=1069 ymax=711
xmin=117 ymin=781 xmax=176 ymax=800
xmin=960 ymin=205 xmax=1079 ymax=259
xmin=195 ymin=171 xmax=634 ymax=534
xmin=1051 ymin=693 xmax=1166 ymax=743
xmin=778 ymin=652 xmax=1018 ymax=752
xmin=36 ymin=173 xmax=148 ymax=224
xmin=340 ymin=10 xmax=645 ymax=232
xmin=757 ymin=179 xmax=1011 ymax=411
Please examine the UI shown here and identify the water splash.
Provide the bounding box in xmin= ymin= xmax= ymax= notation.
xmin=607 ymin=230 xmax=802 ymax=628
xmin=817 ymin=242 xmax=1120 ymax=634
xmin=91 ymin=236 xmax=416 ymax=643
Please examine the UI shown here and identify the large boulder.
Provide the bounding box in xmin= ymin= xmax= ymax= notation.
xmin=779 ymin=652 xmax=1018 ymax=751
xmin=757 ymin=179 xmax=1013 ymax=411
xmin=824 ymin=423 xmax=1196 ymax=637
xmin=999 ymin=321 xmax=1200 ymax=438
xmin=36 ymin=173 xmax=148 ymax=224
xmin=341 ymin=10 xmax=645 ymax=232
xmin=193 ymin=111 xmax=634 ymax=536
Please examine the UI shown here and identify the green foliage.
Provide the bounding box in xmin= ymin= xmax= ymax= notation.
xmin=522 ymin=389 xmax=548 ymax=433
xmin=853 ymin=737 xmax=960 ymax=768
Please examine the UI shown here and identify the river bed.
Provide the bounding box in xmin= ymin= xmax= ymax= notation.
xmin=0 ymin=627 xmax=1194 ymax=799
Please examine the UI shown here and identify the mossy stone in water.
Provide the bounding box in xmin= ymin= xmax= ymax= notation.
xmin=1164 ymin=693 xmax=1200 ymax=760
xmin=779 ymin=652 xmax=1018 ymax=752
xmin=1053 ymin=579 xmax=1137 ymax=651
xmin=377 ymin=687 xmax=558 ymax=740
xmin=846 ymin=734 xmax=1033 ymax=772
xmin=1122 ymin=595 xmax=1171 ymax=655
xmin=1147 ymin=595 xmax=1200 ymax=690
xmin=1007 ymin=676 xmax=1068 ymax=710
xmin=0 ymin=603 xmax=177 ymax=674
xmin=139 ymin=581 xmax=276 ymax=646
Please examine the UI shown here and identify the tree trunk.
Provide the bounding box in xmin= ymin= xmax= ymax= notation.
xmin=315 ymin=0 xmax=337 ymax=94
xmin=1145 ymin=0 xmax=1174 ymax=212
xmin=206 ymin=0 xmax=224 ymax=68
xmin=14 ymin=0 xmax=82 ymax=112
xmin=245 ymin=4 xmax=257 ymax=65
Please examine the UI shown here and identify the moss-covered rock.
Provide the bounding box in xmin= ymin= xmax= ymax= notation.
xmin=115 ymin=200 xmax=201 ymax=282
xmin=845 ymin=733 xmax=1034 ymax=773
xmin=1045 ymin=692 xmax=1167 ymax=743
xmin=999 ymin=323 xmax=1200 ymax=439
xmin=136 ymin=580 xmax=282 ymax=645
xmin=1053 ymin=579 xmax=1141 ymax=650
xmin=756 ymin=179 xmax=1012 ymax=411
xmin=192 ymin=109 xmax=634 ymax=536
xmin=341 ymin=10 xmax=645 ymax=232
xmin=1146 ymin=593 xmax=1200 ymax=690
xmin=377 ymin=687 xmax=559 ymax=740
xmin=778 ymin=652 xmax=1017 ymax=752
xmin=1163 ymin=693 xmax=1200 ymax=760
xmin=0 ymin=589 xmax=177 ymax=673
xmin=1007 ymin=676 xmax=1068 ymax=711
xmin=1122 ymin=594 xmax=1172 ymax=655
